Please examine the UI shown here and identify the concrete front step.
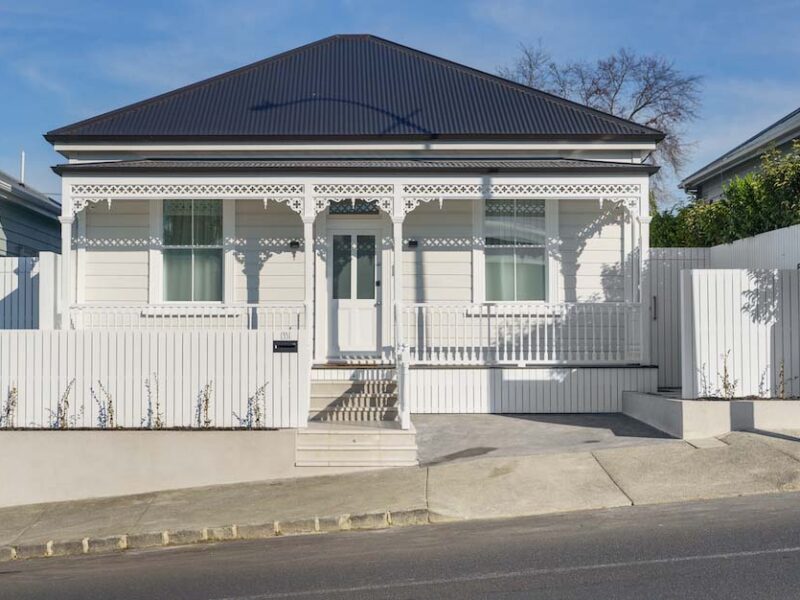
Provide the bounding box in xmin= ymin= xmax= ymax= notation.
xmin=295 ymin=423 xmax=418 ymax=467
xmin=310 ymin=381 xmax=397 ymax=396
xmin=310 ymin=392 xmax=398 ymax=410
xmin=310 ymin=378 xmax=398 ymax=423
xmin=294 ymin=447 xmax=418 ymax=465
xmin=310 ymin=407 xmax=399 ymax=423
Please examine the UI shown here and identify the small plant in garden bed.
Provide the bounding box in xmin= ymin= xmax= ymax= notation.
xmin=195 ymin=382 xmax=214 ymax=429
xmin=720 ymin=351 xmax=738 ymax=400
xmin=233 ymin=383 xmax=268 ymax=429
xmin=0 ymin=385 xmax=18 ymax=429
xmin=143 ymin=373 xmax=164 ymax=429
xmin=47 ymin=379 xmax=81 ymax=429
xmin=91 ymin=381 xmax=116 ymax=429
xmin=695 ymin=355 xmax=799 ymax=401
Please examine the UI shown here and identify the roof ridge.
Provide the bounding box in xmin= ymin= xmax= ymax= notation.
xmin=361 ymin=35 xmax=662 ymax=136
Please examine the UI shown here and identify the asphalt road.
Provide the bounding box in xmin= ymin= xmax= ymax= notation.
xmin=4 ymin=492 xmax=800 ymax=599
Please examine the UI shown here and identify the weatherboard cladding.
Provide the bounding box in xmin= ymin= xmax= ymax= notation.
xmin=54 ymin=158 xmax=658 ymax=175
xmin=47 ymin=35 xmax=662 ymax=141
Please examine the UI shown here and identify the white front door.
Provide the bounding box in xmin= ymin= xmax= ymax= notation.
xmin=328 ymin=231 xmax=381 ymax=358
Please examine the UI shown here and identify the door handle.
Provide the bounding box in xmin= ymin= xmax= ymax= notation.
xmin=376 ymin=280 xmax=381 ymax=287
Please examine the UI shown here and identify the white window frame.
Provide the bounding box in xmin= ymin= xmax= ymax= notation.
xmin=472 ymin=198 xmax=559 ymax=304
xmin=159 ymin=199 xmax=226 ymax=304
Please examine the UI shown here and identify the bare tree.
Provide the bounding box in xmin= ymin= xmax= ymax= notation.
xmin=499 ymin=42 xmax=702 ymax=195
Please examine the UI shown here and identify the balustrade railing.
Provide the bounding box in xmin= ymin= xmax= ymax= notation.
xmin=68 ymin=303 xmax=305 ymax=332
xmin=401 ymin=302 xmax=642 ymax=365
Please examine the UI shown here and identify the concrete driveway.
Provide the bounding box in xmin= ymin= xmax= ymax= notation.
xmin=413 ymin=413 xmax=676 ymax=466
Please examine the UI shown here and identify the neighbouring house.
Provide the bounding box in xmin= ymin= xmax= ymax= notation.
xmin=681 ymin=106 xmax=800 ymax=201
xmin=0 ymin=168 xmax=60 ymax=256
xmin=27 ymin=34 xmax=662 ymax=472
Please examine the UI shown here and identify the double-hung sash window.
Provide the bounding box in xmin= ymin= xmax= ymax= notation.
xmin=162 ymin=199 xmax=223 ymax=302
xmin=484 ymin=199 xmax=546 ymax=302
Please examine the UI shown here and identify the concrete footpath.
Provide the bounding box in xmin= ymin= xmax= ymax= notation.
xmin=2 ymin=430 xmax=800 ymax=562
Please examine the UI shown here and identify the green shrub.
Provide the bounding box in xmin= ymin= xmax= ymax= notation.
xmin=652 ymin=140 xmax=800 ymax=247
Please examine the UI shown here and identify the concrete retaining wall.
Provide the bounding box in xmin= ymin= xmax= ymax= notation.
xmin=0 ymin=430 xmax=363 ymax=508
xmin=729 ymin=401 xmax=800 ymax=431
xmin=622 ymin=392 xmax=800 ymax=439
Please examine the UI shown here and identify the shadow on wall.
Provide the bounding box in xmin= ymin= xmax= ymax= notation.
xmin=236 ymin=238 xmax=301 ymax=328
xmin=466 ymin=367 xmax=654 ymax=414
xmin=560 ymin=201 xmax=626 ymax=303
xmin=738 ymin=269 xmax=800 ymax=398
xmin=0 ymin=258 xmax=39 ymax=330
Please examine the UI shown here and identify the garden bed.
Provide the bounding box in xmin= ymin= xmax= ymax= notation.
xmin=622 ymin=392 xmax=800 ymax=439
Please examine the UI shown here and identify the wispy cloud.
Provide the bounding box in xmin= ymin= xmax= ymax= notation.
xmin=13 ymin=61 xmax=69 ymax=96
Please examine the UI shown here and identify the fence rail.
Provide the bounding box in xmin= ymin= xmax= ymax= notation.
xmin=68 ymin=303 xmax=305 ymax=332
xmin=401 ymin=302 xmax=642 ymax=365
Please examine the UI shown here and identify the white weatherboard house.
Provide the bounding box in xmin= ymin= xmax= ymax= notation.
xmin=42 ymin=35 xmax=662 ymax=469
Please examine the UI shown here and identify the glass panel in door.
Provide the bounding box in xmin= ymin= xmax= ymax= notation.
xmin=356 ymin=235 xmax=376 ymax=299
xmin=332 ymin=235 xmax=352 ymax=299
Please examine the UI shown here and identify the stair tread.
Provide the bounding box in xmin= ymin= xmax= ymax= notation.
xmin=297 ymin=445 xmax=416 ymax=451
xmin=296 ymin=461 xmax=418 ymax=467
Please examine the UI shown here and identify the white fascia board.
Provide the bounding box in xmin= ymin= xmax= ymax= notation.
xmin=63 ymin=172 xmax=651 ymax=190
xmin=54 ymin=140 xmax=657 ymax=155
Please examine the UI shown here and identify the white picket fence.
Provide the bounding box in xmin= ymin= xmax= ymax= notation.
xmin=0 ymin=329 xmax=309 ymax=429
xmin=680 ymin=269 xmax=800 ymax=399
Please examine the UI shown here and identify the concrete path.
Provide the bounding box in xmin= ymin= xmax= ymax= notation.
xmin=3 ymin=431 xmax=800 ymax=560
xmin=414 ymin=413 xmax=675 ymax=465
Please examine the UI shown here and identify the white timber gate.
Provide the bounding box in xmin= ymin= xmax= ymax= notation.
xmin=680 ymin=269 xmax=800 ymax=399
xmin=649 ymin=248 xmax=710 ymax=388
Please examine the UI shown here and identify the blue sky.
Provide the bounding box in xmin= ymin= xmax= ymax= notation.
xmin=2 ymin=0 xmax=799 ymax=205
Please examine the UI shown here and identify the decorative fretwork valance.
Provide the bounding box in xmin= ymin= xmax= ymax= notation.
xmin=69 ymin=183 xmax=305 ymax=216
xmin=68 ymin=180 xmax=644 ymax=219
xmin=401 ymin=182 xmax=641 ymax=198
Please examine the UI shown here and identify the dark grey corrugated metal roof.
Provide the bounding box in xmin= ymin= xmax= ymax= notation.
xmin=46 ymin=35 xmax=663 ymax=142
xmin=54 ymin=158 xmax=658 ymax=175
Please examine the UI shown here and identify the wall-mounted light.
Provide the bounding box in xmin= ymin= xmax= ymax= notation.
xmin=289 ymin=240 xmax=301 ymax=249
xmin=407 ymin=239 xmax=419 ymax=248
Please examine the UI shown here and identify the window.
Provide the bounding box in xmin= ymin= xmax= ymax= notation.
xmin=163 ymin=199 xmax=223 ymax=301
xmin=484 ymin=199 xmax=546 ymax=301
